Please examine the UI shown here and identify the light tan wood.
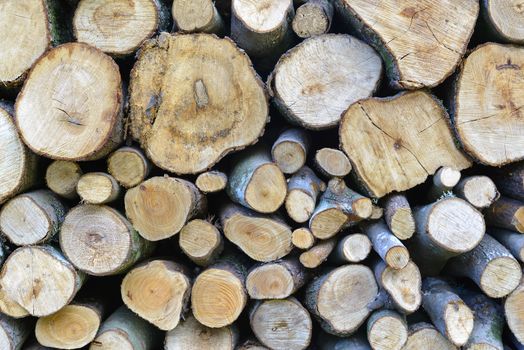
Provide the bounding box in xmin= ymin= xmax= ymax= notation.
xmin=172 ymin=0 xmax=224 ymax=34
xmin=340 ymin=91 xmax=472 ymax=197
xmin=403 ymin=323 xmax=457 ymax=350
xmin=455 ymin=176 xmax=500 ymax=209
xmin=291 ymin=228 xmax=316 ymax=250
xmin=125 ymin=176 xmax=205 ymax=241
xmin=299 ymin=238 xmax=336 ymax=269
xmin=246 ymin=258 xmax=307 ymax=299
xmin=77 ymin=172 xmax=120 ymax=204
xmin=179 ymin=219 xmax=223 ymax=266
xmin=122 ymin=260 xmax=190 ymax=331
xmin=363 ymin=221 xmax=410 ymax=269
xmin=292 ymin=0 xmax=333 ymax=38
xmin=382 ymin=193 xmax=415 ymax=240
xmin=195 ymin=171 xmax=228 ymax=193
xmin=46 ymin=161 xmax=82 ymax=199
xmin=107 ymin=146 xmax=150 ymax=188
xmin=314 ymin=148 xmax=352 ymax=178
xmin=0 ymin=284 xmax=29 ymax=319
xmin=129 ymin=33 xmax=268 ymax=174
xmin=505 ymin=276 xmax=524 ymax=345
xmin=428 ymin=166 xmax=461 ymax=200
xmin=332 ymin=233 xmax=372 ymax=264
xmin=285 ymin=166 xmax=325 ymax=223
xmin=367 ymin=310 xmax=408 ymax=350
xmin=15 ymin=43 xmax=124 ymax=161
xmin=483 ymin=0 xmax=524 ymax=44
xmin=485 ymin=196 xmax=524 ymax=233
xmin=271 ymin=129 xmax=309 ymax=174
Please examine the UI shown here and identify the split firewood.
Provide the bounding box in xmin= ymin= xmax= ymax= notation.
xmin=382 ymin=193 xmax=415 ymax=240
xmin=89 ymin=306 xmax=162 ymax=350
xmin=129 ymin=33 xmax=268 ymax=174
xmin=314 ymin=148 xmax=352 ymax=178
xmin=15 ymin=43 xmax=124 ymax=161
xmin=285 ymin=166 xmax=325 ymax=223
xmin=250 ymin=297 xmax=312 ymax=350
xmin=0 ymin=314 xmax=32 ymax=350
xmin=447 ymin=234 xmax=522 ymax=298
xmin=121 ymin=260 xmax=191 ymax=331
xmin=125 ymin=176 xmax=206 ymax=241
xmin=35 ymin=300 xmax=104 ymax=349
xmin=362 ymin=220 xmax=410 ymax=269
xmin=428 ymin=167 xmax=461 ymax=201
xmin=452 ymin=43 xmax=524 ymax=166
xmin=246 ymin=258 xmax=307 ymax=299
xmin=220 ymin=203 xmax=292 ymax=262
xmin=0 ymin=105 xmax=38 ymax=204
xmin=366 ymin=309 xmax=408 ymax=350
xmin=317 ymin=332 xmax=371 ymax=350
xmin=291 ymin=228 xmax=316 ymax=250
xmin=490 ymin=228 xmax=524 ymax=262
xmin=505 ymin=276 xmax=524 ymax=346
xmin=403 ymin=323 xmax=457 ymax=350
xmin=330 ymin=233 xmax=372 ymax=264
xmin=191 ymin=254 xmax=248 ymax=328
xmin=195 ymin=171 xmax=228 ymax=194
xmin=73 ymin=0 xmax=170 ymax=56
xmin=271 ymin=129 xmax=309 ymax=174
xmin=164 ymin=315 xmax=238 ymax=350
xmin=334 ymin=0 xmax=478 ymax=89
xmin=421 ymin=278 xmax=474 ymax=347
xmin=304 ymin=264 xmax=378 ymax=335
xmin=491 ymin=162 xmax=524 ymax=201
xmin=455 ymin=175 xmax=500 ymax=209
xmin=0 ymin=285 xmax=29 ymax=319
xmin=309 ymin=178 xmax=372 ymax=239
xmin=0 ymin=245 xmax=85 ymax=317
xmin=269 ymin=34 xmax=382 ymax=130
xmin=0 ymin=190 xmax=66 ymax=246
xmin=484 ymin=197 xmax=524 ymax=233
xmin=77 ymin=172 xmax=121 ymax=204
xmin=172 ymin=0 xmax=224 ymax=34
xmin=408 ymin=197 xmax=485 ymax=275
xmin=292 ymin=0 xmax=334 ymax=39
xmin=60 ymin=204 xmax=154 ymax=276
xmin=299 ymin=238 xmax=336 ymax=269
xmin=45 ymin=161 xmax=82 ymax=200
xmin=482 ymin=0 xmax=524 ymax=44
xmin=107 ymin=146 xmax=151 ymax=189
xmin=339 ymin=91 xmax=472 ymax=198
xmin=179 ymin=219 xmax=224 ymax=266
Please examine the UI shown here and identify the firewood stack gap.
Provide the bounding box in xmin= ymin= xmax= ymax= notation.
xmin=0 ymin=0 xmax=524 ymax=349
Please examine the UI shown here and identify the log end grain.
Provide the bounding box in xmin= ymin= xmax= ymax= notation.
xmin=179 ymin=219 xmax=223 ymax=266
xmin=195 ymin=171 xmax=228 ymax=193
xmin=456 ymin=176 xmax=499 ymax=209
xmin=444 ymin=301 xmax=475 ymax=346
xmin=172 ymin=0 xmax=223 ymax=34
xmin=314 ymin=148 xmax=352 ymax=177
xmin=107 ymin=146 xmax=150 ymax=188
xmin=286 ymin=189 xmax=316 ymax=223
xmin=292 ymin=0 xmax=333 ymax=38
xmin=46 ymin=161 xmax=82 ymax=199
xmin=77 ymin=172 xmax=120 ymax=204
xmin=291 ymin=228 xmax=316 ymax=250
xmin=484 ymin=0 xmax=524 ymax=44
xmin=403 ymin=323 xmax=457 ymax=350
xmin=380 ymin=261 xmax=422 ymax=314
xmin=505 ymin=278 xmax=524 ymax=345
xmin=246 ymin=264 xmax=294 ymax=299
xmin=480 ymin=257 xmax=522 ymax=298
xmin=244 ymin=163 xmax=287 ymax=213
xmin=165 ymin=315 xmax=237 ymax=350
xmin=367 ymin=310 xmax=408 ymax=350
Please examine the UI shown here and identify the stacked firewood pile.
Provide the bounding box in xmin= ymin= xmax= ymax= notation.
xmin=0 ymin=0 xmax=524 ymax=349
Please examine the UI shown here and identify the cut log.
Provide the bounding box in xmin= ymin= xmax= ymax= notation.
xmin=0 ymin=105 xmax=38 ymax=204
xmin=195 ymin=171 xmax=228 ymax=194
xmin=339 ymin=91 xmax=472 ymax=198
xmin=299 ymin=238 xmax=336 ymax=269
xmin=35 ymin=301 xmax=104 ymax=349
xmin=382 ymin=193 xmax=415 ymax=240
xmin=45 ymin=161 xmax=82 ymax=200
xmin=220 ymin=203 xmax=292 ymax=262
xmin=317 ymin=332 xmax=371 ymax=350
xmin=309 ymin=178 xmax=372 ymax=239
xmin=482 ymin=0 xmax=524 ymax=44
xmin=246 ymin=258 xmax=307 ymax=299
xmin=490 ymin=228 xmax=524 ymax=262
xmin=172 ymin=0 xmax=224 ymax=34
xmin=269 ymin=34 xmax=382 ymax=130
xmin=334 ymin=0 xmax=478 ymax=89
xmin=455 ymin=176 xmax=500 ymax=209
xmin=362 ymin=220 xmax=410 ymax=269
xmin=236 ymin=339 xmax=268 ymax=350
xmin=0 ymin=314 xmax=32 ymax=350
xmin=291 ymin=227 xmax=316 ymax=250
xmin=366 ymin=309 xmax=408 ymax=350
xmin=129 ymin=33 xmax=268 ymax=174
xmin=408 ymin=198 xmax=485 ymax=276
xmin=0 ymin=285 xmax=29 ymax=319
xmin=403 ymin=323 xmax=457 ymax=350
xmin=505 ymin=276 xmax=524 ymax=346
xmin=331 ymin=233 xmax=372 ymax=264
xmin=250 ymin=297 xmax=312 ymax=350
xmin=73 ymin=0 xmax=170 ymax=56
xmin=121 ymin=260 xmax=191 ymax=331
xmin=0 ymin=245 xmax=85 ymax=317
xmin=60 ymin=204 xmax=154 ymax=276
xmin=428 ymin=167 xmax=461 ymax=201
xmin=15 ymin=43 xmax=124 ymax=161
xmin=191 ymin=255 xmax=248 ymax=328
xmin=271 ymin=129 xmax=309 ymax=174
xmin=125 ymin=176 xmax=206 ymax=241
xmin=314 ymin=148 xmax=352 ymax=178
xmin=285 ymin=166 xmax=325 ymax=223
xmin=491 ymin=162 xmax=524 ymax=201
xmin=227 ymin=146 xmax=287 ymax=214
xmin=0 ymin=190 xmax=66 ymax=246
xmin=292 ymin=0 xmax=334 ymax=39
xmin=179 ymin=219 xmax=223 ymax=266
xmin=484 ymin=197 xmax=524 ymax=233
xmin=77 ymin=172 xmax=120 ymax=204
xmin=164 ymin=315 xmax=238 ymax=350
xmin=107 ymin=146 xmax=151 ymax=189
xmin=421 ymin=278 xmax=474 ymax=346
xmin=451 ymin=43 xmax=524 ymax=166
xmin=89 ymin=306 xmax=162 ymax=350
xmin=447 ymin=234 xmax=522 ymax=298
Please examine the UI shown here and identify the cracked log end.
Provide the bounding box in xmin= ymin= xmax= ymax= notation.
xmin=129 ymin=33 xmax=268 ymax=174
xmin=340 ymin=91 xmax=471 ymax=198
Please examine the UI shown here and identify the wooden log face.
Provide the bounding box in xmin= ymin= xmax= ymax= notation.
xmin=107 ymin=147 xmax=150 ymax=188
xmin=340 ymin=91 xmax=471 ymax=197
xmin=172 ymin=0 xmax=223 ymax=34
xmin=403 ymin=323 xmax=457 ymax=350
xmin=506 ymin=277 xmax=524 ymax=345
xmin=165 ymin=315 xmax=237 ymax=350
xmin=484 ymin=0 xmax=524 ymax=43
xmin=46 ymin=161 xmax=82 ymax=199
xmin=380 ymin=261 xmax=422 ymax=313
xmin=129 ymin=33 xmax=268 ymax=174
xmin=337 ymin=0 xmax=478 ymax=89
xmin=233 ymin=0 xmax=292 ymax=33
xmin=454 ymin=43 xmax=524 ymax=166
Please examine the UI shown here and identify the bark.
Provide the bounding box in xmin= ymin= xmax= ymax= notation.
xmin=484 ymin=196 xmax=524 ymax=233
xmin=291 ymin=228 xmax=316 ymax=250
xmin=482 ymin=0 xmax=524 ymax=44
xmin=330 ymin=233 xmax=372 ymax=264
xmin=382 ymin=193 xmax=415 ymax=240
xmin=196 ymin=171 xmax=228 ymax=194
xmin=455 ymin=175 xmax=500 ymax=209
xmin=489 ymin=228 xmax=524 ymax=262
xmin=491 ymin=162 xmax=524 ymax=201
xmin=107 ymin=146 xmax=151 ymax=189
xmin=366 ymin=309 xmax=408 ymax=350
xmin=317 ymin=332 xmax=371 ymax=350
xmin=299 ymin=238 xmax=336 ymax=269
xmin=285 ymin=166 xmax=325 ymax=223
xmin=362 ymin=220 xmax=410 ymax=269
xmin=314 ymin=148 xmax=352 ymax=178
xmin=179 ymin=219 xmax=224 ymax=266
xmin=77 ymin=172 xmax=121 ymax=204
xmin=0 ymin=314 xmax=33 ymax=350
xmin=172 ymin=0 xmax=224 ymax=34
xmin=292 ymin=0 xmax=334 ymax=38
xmin=45 ymin=160 xmax=82 ymax=200
xmin=427 ymin=167 xmax=461 ymax=201
xmin=236 ymin=339 xmax=268 ymax=350
xmin=271 ymin=128 xmax=310 ymax=174
xmin=505 ymin=276 xmax=524 ymax=346
xmin=403 ymin=322 xmax=457 ymax=350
